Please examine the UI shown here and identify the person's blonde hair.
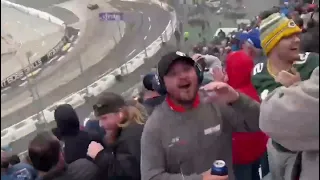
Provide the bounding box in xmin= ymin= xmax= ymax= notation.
xmin=118 ymin=100 xmax=147 ymax=128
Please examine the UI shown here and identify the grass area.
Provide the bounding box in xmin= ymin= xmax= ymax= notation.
xmin=190 ymin=25 xmax=214 ymax=42
xmin=182 ymin=23 xmax=215 ymax=51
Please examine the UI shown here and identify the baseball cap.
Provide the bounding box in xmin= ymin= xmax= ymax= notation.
xmin=157 ymin=51 xmax=195 ymax=80
xmin=247 ymin=29 xmax=262 ymax=49
xmin=235 ymin=32 xmax=249 ymax=44
xmin=192 ymin=53 xmax=205 ymax=62
xmin=93 ymin=92 xmax=126 ymax=116
xmin=235 ymin=30 xmax=262 ymax=49
xmin=142 ymin=73 xmax=156 ymax=91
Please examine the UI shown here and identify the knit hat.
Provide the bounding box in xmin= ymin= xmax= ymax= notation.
xmin=259 ymin=13 xmax=301 ymax=55
xmin=93 ymin=92 xmax=126 ymax=116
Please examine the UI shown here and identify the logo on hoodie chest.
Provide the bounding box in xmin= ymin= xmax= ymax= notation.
xmin=168 ymin=137 xmax=188 ymax=147
xmin=204 ymin=124 xmax=221 ymax=135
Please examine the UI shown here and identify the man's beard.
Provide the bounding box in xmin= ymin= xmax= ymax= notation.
xmin=169 ymin=89 xmax=198 ymax=106
xmin=176 ymin=98 xmax=196 ymax=106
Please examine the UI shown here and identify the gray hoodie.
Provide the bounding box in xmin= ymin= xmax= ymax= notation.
xmin=202 ymin=54 xmax=222 ymax=69
xmin=141 ymin=94 xmax=260 ymax=180
xmin=260 ymin=67 xmax=319 ymax=180
xmin=192 ymin=54 xmax=222 ymax=85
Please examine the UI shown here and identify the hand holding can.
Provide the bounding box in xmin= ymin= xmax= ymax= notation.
xmin=202 ymin=168 xmax=228 ymax=180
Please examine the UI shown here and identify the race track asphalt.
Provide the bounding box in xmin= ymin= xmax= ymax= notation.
xmin=1 ymin=5 xmax=65 ymax=80
xmin=1 ymin=1 xmax=170 ymax=129
xmin=7 ymin=0 xmax=79 ymax=24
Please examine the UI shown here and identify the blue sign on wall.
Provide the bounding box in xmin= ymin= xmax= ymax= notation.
xmin=99 ymin=12 xmax=124 ymax=21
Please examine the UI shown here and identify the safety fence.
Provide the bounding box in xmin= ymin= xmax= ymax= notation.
xmin=1 ymin=0 xmax=65 ymax=27
xmin=0 ymin=28 xmax=78 ymax=90
xmin=1 ymin=0 xmax=71 ymax=90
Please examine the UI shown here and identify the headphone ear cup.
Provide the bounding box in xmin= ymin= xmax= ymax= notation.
xmin=194 ymin=62 xmax=204 ymax=84
xmin=153 ymin=74 xmax=167 ymax=95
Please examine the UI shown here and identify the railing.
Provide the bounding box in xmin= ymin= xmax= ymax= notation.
xmin=1 ymin=0 xmax=65 ymax=27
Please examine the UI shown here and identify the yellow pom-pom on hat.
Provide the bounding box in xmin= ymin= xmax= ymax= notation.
xmin=259 ymin=13 xmax=301 ymax=55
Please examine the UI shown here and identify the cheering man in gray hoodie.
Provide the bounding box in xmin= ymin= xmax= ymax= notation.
xmin=141 ymin=51 xmax=261 ymax=180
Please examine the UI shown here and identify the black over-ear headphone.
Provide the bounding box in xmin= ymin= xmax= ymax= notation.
xmin=154 ymin=60 xmax=204 ymax=95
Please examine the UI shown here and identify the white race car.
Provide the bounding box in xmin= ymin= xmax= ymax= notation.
xmin=205 ymin=0 xmax=221 ymax=8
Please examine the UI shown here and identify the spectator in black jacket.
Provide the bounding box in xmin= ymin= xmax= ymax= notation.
xmin=87 ymin=92 xmax=145 ymax=180
xmin=300 ymin=24 xmax=319 ymax=53
xmin=53 ymin=104 xmax=102 ymax=164
xmin=301 ymin=8 xmax=319 ymax=54
xmin=28 ymin=131 xmax=98 ymax=180
xmin=174 ymin=30 xmax=181 ymax=49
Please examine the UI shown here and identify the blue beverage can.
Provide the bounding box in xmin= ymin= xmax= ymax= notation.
xmin=211 ymin=160 xmax=228 ymax=176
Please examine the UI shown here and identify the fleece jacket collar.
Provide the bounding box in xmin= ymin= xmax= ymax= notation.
xmin=166 ymin=94 xmax=200 ymax=112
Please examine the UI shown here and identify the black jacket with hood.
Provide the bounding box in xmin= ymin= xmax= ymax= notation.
xmin=39 ymin=159 xmax=98 ymax=180
xmin=52 ymin=104 xmax=102 ymax=164
xmin=93 ymin=122 xmax=144 ymax=180
xmin=143 ymin=95 xmax=165 ymax=115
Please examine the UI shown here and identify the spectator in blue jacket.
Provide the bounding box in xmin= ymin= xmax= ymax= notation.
xmin=84 ymin=117 xmax=106 ymax=139
xmin=1 ymin=150 xmax=38 ymax=180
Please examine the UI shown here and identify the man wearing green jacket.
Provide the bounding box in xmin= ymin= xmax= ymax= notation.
xmin=252 ymin=12 xmax=319 ymax=180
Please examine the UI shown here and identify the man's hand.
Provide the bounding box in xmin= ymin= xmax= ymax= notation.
xmin=202 ymin=170 xmax=228 ymax=180
xmin=275 ymin=67 xmax=301 ymax=87
xmin=201 ymin=82 xmax=239 ymax=104
xmin=87 ymin=141 xmax=104 ymax=159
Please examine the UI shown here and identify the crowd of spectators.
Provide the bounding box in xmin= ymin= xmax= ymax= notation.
xmin=1 ymin=1 xmax=319 ymax=180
